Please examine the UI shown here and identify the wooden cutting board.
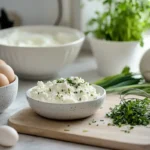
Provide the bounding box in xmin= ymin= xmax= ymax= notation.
xmin=8 ymin=95 xmax=150 ymax=150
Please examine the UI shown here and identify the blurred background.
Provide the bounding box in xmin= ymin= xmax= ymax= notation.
xmin=0 ymin=0 xmax=100 ymax=28
xmin=0 ymin=0 xmax=102 ymax=52
xmin=0 ymin=0 xmax=150 ymax=78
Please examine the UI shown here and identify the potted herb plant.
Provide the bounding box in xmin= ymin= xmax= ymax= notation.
xmin=86 ymin=0 xmax=150 ymax=76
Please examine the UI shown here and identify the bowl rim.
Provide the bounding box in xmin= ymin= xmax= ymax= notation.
xmin=26 ymin=84 xmax=106 ymax=105
xmin=0 ymin=25 xmax=85 ymax=49
xmin=0 ymin=75 xmax=18 ymax=89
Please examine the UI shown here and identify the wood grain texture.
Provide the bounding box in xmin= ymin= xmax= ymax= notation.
xmin=8 ymin=95 xmax=150 ymax=150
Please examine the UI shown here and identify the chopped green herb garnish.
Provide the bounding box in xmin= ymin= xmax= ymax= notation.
xmin=49 ymin=88 xmax=51 ymax=92
xmin=118 ymin=123 xmax=122 ymax=128
xmin=57 ymin=80 xmax=65 ymax=83
xmin=130 ymin=126 xmax=134 ymax=130
xmin=83 ymin=130 xmax=88 ymax=132
xmin=91 ymin=94 xmax=93 ymax=96
xmin=67 ymin=78 xmax=76 ymax=86
xmin=89 ymin=123 xmax=91 ymax=125
xmin=107 ymin=123 xmax=112 ymax=126
xmin=92 ymin=120 xmax=96 ymax=123
xmin=121 ymin=130 xmax=130 ymax=133
xmin=100 ymin=120 xmax=104 ymax=121
xmin=68 ymin=88 xmax=71 ymax=94
xmin=79 ymin=98 xmax=82 ymax=101
xmin=64 ymin=129 xmax=70 ymax=131
xmin=80 ymin=90 xmax=83 ymax=93
xmin=106 ymin=97 xmax=150 ymax=127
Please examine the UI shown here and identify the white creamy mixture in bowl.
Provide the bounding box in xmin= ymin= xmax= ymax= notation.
xmin=26 ymin=77 xmax=106 ymax=120
xmin=30 ymin=77 xmax=100 ymax=103
xmin=0 ymin=29 xmax=78 ymax=47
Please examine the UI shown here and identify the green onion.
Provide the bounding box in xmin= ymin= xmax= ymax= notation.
xmin=110 ymin=79 xmax=141 ymax=88
xmin=94 ymin=66 xmax=150 ymax=95
xmin=106 ymin=84 xmax=150 ymax=94
xmin=95 ymin=74 xmax=133 ymax=89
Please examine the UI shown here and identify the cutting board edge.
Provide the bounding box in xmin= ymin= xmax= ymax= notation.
xmin=8 ymin=116 xmax=150 ymax=150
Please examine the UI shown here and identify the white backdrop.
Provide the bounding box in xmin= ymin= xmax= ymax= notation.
xmin=0 ymin=0 xmax=71 ymax=26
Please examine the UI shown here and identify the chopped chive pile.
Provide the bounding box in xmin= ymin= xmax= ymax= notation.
xmin=106 ymin=98 xmax=150 ymax=127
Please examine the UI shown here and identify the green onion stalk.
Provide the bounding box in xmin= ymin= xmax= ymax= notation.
xmin=94 ymin=66 xmax=150 ymax=95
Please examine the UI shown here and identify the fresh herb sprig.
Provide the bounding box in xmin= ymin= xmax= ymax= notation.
xmin=86 ymin=0 xmax=150 ymax=46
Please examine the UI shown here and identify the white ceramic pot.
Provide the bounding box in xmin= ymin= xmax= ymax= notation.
xmin=89 ymin=37 xmax=150 ymax=76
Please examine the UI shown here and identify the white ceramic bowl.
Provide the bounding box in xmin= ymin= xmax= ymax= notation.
xmin=0 ymin=26 xmax=85 ymax=80
xmin=0 ymin=76 xmax=18 ymax=113
xmin=26 ymin=85 xmax=106 ymax=120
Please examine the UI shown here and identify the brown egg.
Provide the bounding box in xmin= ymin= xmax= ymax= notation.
xmin=0 ymin=73 xmax=9 ymax=87
xmin=0 ymin=64 xmax=15 ymax=83
xmin=0 ymin=59 xmax=6 ymax=65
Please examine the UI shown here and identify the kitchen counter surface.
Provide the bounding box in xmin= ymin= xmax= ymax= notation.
xmin=0 ymin=53 xmax=109 ymax=150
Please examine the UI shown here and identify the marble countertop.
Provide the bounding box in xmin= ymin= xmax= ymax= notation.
xmin=0 ymin=53 xmax=109 ymax=150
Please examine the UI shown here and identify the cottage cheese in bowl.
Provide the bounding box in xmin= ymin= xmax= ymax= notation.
xmin=30 ymin=77 xmax=100 ymax=103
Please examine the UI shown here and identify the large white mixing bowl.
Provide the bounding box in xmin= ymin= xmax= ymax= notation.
xmin=0 ymin=26 xmax=85 ymax=80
